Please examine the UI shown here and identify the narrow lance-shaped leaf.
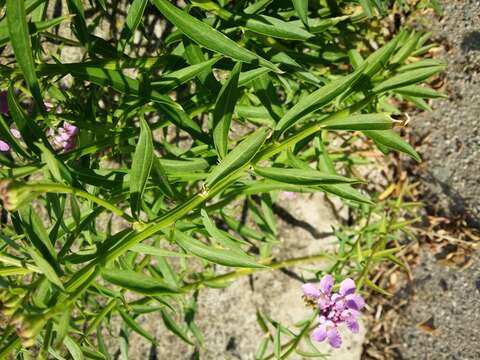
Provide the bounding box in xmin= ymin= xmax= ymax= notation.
xmin=363 ymin=35 xmax=401 ymax=78
xmin=292 ymin=141 xmax=373 ymax=204
xmin=205 ymin=127 xmax=268 ymax=187
xmin=363 ymin=129 xmax=421 ymax=162
xmin=191 ymin=1 xmax=314 ymax=41
xmin=6 ymin=0 xmax=44 ymax=109
xmin=393 ymin=85 xmax=447 ymax=99
xmin=150 ymin=0 xmax=280 ymax=72
xmin=102 ymin=269 xmax=180 ymax=295
xmin=373 ymin=65 xmax=445 ymax=94
xmin=254 ymin=167 xmax=362 ymax=186
xmin=173 ymin=230 xmax=265 ymax=268
xmin=292 ymin=0 xmax=309 ymax=28
xmin=118 ymin=308 xmax=157 ymax=344
xmin=130 ymin=117 xmax=153 ymax=218
xmin=275 ymin=63 xmax=367 ymax=135
xmin=25 ymin=246 xmax=64 ymax=290
xmin=161 ymin=310 xmax=194 ymax=345
xmin=151 ymin=56 xmax=221 ymax=92
xmin=319 ymin=113 xmax=393 ymax=131
xmin=201 ymin=209 xmax=245 ymax=251
xmin=121 ymin=0 xmax=149 ymax=43
xmin=213 ymin=62 xmax=242 ymax=158
xmin=64 ymin=336 xmax=84 ymax=360
xmin=0 ymin=16 xmax=71 ymax=47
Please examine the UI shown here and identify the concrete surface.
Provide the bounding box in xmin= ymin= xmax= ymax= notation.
xmin=393 ymin=2 xmax=480 ymax=359
xmin=413 ymin=0 xmax=480 ymax=227
xmin=114 ymin=194 xmax=366 ymax=359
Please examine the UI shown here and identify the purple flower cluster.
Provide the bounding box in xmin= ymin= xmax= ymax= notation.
xmin=0 ymin=127 xmax=21 ymax=153
xmin=302 ymin=275 xmax=365 ymax=349
xmin=48 ymin=122 xmax=79 ymax=152
xmin=0 ymin=92 xmax=78 ymax=154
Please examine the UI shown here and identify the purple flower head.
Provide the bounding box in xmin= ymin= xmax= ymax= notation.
xmin=302 ymin=276 xmax=365 ymax=349
xmin=47 ymin=122 xmax=79 ymax=153
xmin=302 ymin=275 xmax=335 ymax=310
xmin=10 ymin=127 xmax=21 ymax=139
xmin=0 ymin=139 xmax=10 ymax=152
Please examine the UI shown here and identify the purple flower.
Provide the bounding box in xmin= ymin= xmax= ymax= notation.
xmin=302 ymin=276 xmax=365 ymax=349
xmin=10 ymin=127 xmax=21 ymax=139
xmin=303 ymin=274 xmax=334 ymax=309
xmin=48 ymin=122 xmax=79 ymax=152
xmin=0 ymin=139 xmax=10 ymax=152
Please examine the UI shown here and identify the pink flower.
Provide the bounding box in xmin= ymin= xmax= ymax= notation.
xmin=302 ymin=276 xmax=365 ymax=349
xmin=47 ymin=122 xmax=79 ymax=152
xmin=10 ymin=127 xmax=21 ymax=139
xmin=0 ymin=139 xmax=10 ymax=152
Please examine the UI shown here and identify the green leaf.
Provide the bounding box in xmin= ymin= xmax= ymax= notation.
xmin=151 ymin=56 xmax=221 ymax=92
xmin=243 ymin=14 xmax=313 ymax=41
xmin=118 ymin=308 xmax=157 ymax=344
xmin=6 ymin=85 xmax=45 ymax=154
xmin=390 ymin=31 xmax=421 ymax=65
xmin=0 ymin=16 xmax=71 ymax=47
xmin=373 ymin=65 xmax=445 ymax=94
xmin=275 ymin=64 xmax=366 ymax=135
xmin=0 ymin=114 xmax=30 ymax=158
xmin=205 ymin=127 xmax=268 ymax=187
xmin=319 ymin=113 xmax=393 ymax=130
xmin=39 ymin=65 xmax=209 ymax=142
xmin=213 ymin=62 xmax=242 ymax=158
xmin=254 ymin=167 xmax=361 ymax=186
xmin=201 ymin=209 xmax=245 ymax=251
xmin=102 ymin=269 xmax=180 ymax=295
xmin=150 ymin=0 xmax=280 ymax=72
xmin=292 ymin=0 xmax=309 ymax=28
xmin=393 ymin=85 xmax=447 ymax=99
xmin=173 ymin=230 xmax=265 ymax=268
xmin=64 ymin=336 xmax=84 ymax=360
xmin=161 ymin=310 xmax=194 ymax=345
xmin=6 ymin=0 xmax=43 ymax=108
xmin=130 ymin=117 xmax=153 ymax=217
xmin=365 ymin=278 xmax=392 ymax=296
xmin=363 ymin=130 xmax=421 ymax=162
xmin=122 ymin=0 xmax=149 ymax=43
xmin=38 ymin=143 xmax=73 ymax=184
xmin=363 ymin=36 xmax=401 ymax=78
xmin=396 ymin=59 xmax=445 ymax=72
xmin=25 ymin=246 xmax=64 ymax=290
xmin=130 ymin=244 xmax=188 ymax=257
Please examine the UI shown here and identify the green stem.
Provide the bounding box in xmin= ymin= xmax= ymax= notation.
xmin=182 ymin=253 xmax=327 ymax=291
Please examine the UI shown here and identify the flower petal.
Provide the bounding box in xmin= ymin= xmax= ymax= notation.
xmin=0 ymin=139 xmax=10 ymax=152
xmin=302 ymin=283 xmax=320 ymax=299
xmin=318 ymin=296 xmax=331 ymax=310
xmin=346 ymin=294 xmax=365 ymax=310
xmin=346 ymin=317 xmax=360 ymax=334
xmin=327 ymin=327 xmax=342 ymax=348
xmin=319 ymin=274 xmax=334 ymax=295
xmin=312 ymin=325 xmax=327 ymax=342
xmin=339 ymin=278 xmax=356 ymax=296
xmin=10 ymin=127 xmax=21 ymax=139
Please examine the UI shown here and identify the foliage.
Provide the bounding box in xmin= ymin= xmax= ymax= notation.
xmin=0 ymin=0 xmax=444 ymax=358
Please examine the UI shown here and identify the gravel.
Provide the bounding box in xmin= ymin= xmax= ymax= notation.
xmin=412 ymin=0 xmax=480 ymax=227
